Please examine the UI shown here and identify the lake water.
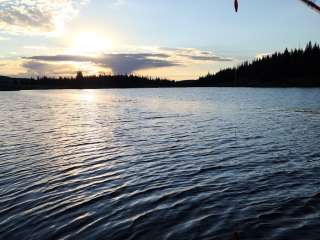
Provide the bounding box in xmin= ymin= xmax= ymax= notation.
xmin=1 ymin=88 xmax=320 ymax=240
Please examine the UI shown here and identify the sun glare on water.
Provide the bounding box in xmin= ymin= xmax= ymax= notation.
xmin=72 ymin=32 xmax=112 ymax=54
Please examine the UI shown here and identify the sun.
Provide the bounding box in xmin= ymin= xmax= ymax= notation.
xmin=72 ymin=32 xmax=112 ymax=54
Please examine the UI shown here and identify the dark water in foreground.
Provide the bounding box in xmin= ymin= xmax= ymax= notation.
xmin=1 ymin=88 xmax=320 ymax=240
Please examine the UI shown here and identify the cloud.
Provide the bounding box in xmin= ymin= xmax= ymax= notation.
xmin=22 ymin=60 xmax=77 ymax=76
xmin=159 ymin=47 xmax=232 ymax=62
xmin=0 ymin=0 xmax=88 ymax=34
xmin=23 ymin=53 xmax=179 ymax=74
xmin=25 ymin=54 xmax=93 ymax=62
xmin=23 ymin=46 xmax=57 ymax=50
xmin=99 ymin=53 xmax=178 ymax=74
xmin=23 ymin=47 xmax=231 ymax=74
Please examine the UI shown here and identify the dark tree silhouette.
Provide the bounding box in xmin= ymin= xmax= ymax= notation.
xmin=198 ymin=42 xmax=320 ymax=87
xmin=76 ymin=71 xmax=84 ymax=81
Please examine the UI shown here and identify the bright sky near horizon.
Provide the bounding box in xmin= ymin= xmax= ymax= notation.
xmin=0 ymin=0 xmax=319 ymax=80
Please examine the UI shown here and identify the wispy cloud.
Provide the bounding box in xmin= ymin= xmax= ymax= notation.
xmin=0 ymin=0 xmax=89 ymax=34
xmin=159 ymin=48 xmax=232 ymax=62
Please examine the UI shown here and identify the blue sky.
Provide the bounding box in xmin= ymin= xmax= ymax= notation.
xmin=0 ymin=0 xmax=319 ymax=80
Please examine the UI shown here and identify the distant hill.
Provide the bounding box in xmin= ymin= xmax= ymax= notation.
xmin=0 ymin=75 xmax=19 ymax=82
xmin=198 ymin=42 xmax=320 ymax=87
xmin=0 ymin=76 xmax=28 ymax=91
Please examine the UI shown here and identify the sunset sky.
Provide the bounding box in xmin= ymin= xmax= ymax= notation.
xmin=0 ymin=0 xmax=319 ymax=80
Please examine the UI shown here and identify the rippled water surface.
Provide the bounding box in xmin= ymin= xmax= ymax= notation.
xmin=1 ymin=88 xmax=320 ymax=240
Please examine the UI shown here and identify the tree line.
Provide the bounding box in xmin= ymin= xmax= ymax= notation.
xmin=198 ymin=42 xmax=320 ymax=87
xmin=0 ymin=74 xmax=176 ymax=90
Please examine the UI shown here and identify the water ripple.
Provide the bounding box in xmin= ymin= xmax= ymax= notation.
xmin=1 ymin=88 xmax=320 ymax=240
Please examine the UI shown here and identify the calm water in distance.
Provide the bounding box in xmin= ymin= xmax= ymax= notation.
xmin=1 ymin=88 xmax=320 ymax=240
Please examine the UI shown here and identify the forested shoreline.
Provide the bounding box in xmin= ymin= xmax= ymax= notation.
xmin=1 ymin=42 xmax=319 ymax=91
